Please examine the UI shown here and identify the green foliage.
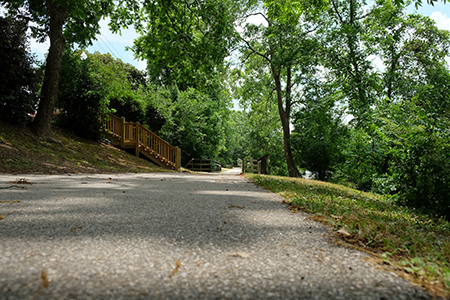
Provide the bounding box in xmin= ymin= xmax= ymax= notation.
xmin=56 ymin=50 xmax=167 ymax=141
xmin=322 ymin=0 xmax=380 ymax=125
xmin=127 ymin=0 xmax=238 ymax=91
xmin=364 ymin=4 xmax=450 ymax=103
xmin=56 ymin=49 xmax=110 ymax=140
xmin=3 ymin=0 xmax=114 ymax=47
xmin=0 ymin=15 xmax=39 ymax=125
xmin=229 ymin=66 xmax=289 ymax=176
xmin=376 ymin=92 xmax=450 ymax=218
xmin=335 ymin=126 xmax=381 ymax=191
xmin=292 ymin=83 xmax=347 ymax=181
xmin=156 ymin=86 xmax=230 ymax=165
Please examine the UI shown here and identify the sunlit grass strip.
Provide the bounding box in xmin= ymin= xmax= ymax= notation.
xmin=248 ymin=174 xmax=450 ymax=298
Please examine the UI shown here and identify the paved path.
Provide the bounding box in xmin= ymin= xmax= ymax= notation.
xmin=221 ymin=167 xmax=242 ymax=175
xmin=0 ymin=173 xmax=430 ymax=300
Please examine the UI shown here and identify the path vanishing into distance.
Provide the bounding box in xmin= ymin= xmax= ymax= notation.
xmin=0 ymin=171 xmax=432 ymax=300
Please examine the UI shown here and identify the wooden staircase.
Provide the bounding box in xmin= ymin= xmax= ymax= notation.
xmin=103 ymin=114 xmax=181 ymax=171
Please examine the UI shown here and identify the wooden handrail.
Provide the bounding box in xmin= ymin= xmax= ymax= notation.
xmin=104 ymin=114 xmax=181 ymax=171
xmin=242 ymin=158 xmax=260 ymax=174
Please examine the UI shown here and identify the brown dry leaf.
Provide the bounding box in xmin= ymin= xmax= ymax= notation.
xmin=0 ymin=215 xmax=4 ymax=220
xmin=288 ymin=206 xmax=299 ymax=213
xmin=70 ymin=226 xmax=83 ymax=232
xmin=122 ymin=191 xmax=126 ymax=193
xmin=227 ymin=252 xmax=250 ymax=258
xmin=169 ymin=260 xmax=181 ymax=278
xmin=0 ymin=200 xmax=20 ymax=204
xmin=228 ymin=205 xmax=245 ymax=209
xmin=337 ymin=227 xmax=351 ymax=237
xmin=41 ymin=271 xmax=50 ymax=287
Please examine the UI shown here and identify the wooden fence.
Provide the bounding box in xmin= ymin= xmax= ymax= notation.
xmin=104 ymin=114 xmax=181 ymax=171
xmin=185 ymin=158 xmax=222 ymax=172
xmin=241 ymin=158 xmax=261 ymax=174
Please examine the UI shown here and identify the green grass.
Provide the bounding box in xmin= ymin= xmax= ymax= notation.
xmin=249 ymin=174 xmax=450 ymax=299
xmin=0 ymin=120 xmax=170 ymax=174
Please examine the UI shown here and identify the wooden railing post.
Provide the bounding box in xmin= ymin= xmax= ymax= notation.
xmin=175 ymin=147 xmax=181 ymax=171
xmin=120 ymin=117 xmax=125 ymax=148
xmin=135 ymin=122 xmax=140 ymax=157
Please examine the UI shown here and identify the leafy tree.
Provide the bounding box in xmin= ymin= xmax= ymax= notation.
xmin=235 ymin=2 xmax=323 ymax=177
xmin=116 ymin=0 xmax=238 ymax=91
xmin=56 ymin=49 xmax=111 ymax=140
xmin=291 ymin=82 xmax=347 ymax=181
xmin=157 ymin=86 xmax=230 ymax=165
xmin=57 ymin=50 xmax=157 ymax=140
xmin=376 ymin=76 xmax=450 ymax=217
xmin=0 ymin=15 xmax=39 ymax=125
xmin=321 ymin=0 xmax=380 ymax=124
xmin=218 ymin=110 xmax=247 ymax=167
xmin=230 ymin=66 xmax=288 ymax=175
xmin=364 ymin=1 xmax=450 ymax=103
xmin=2 ymin=0 xmax=114 ymax=140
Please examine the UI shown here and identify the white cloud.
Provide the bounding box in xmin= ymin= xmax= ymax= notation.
xmin=431 ymin=11 xmax=450 ymax=31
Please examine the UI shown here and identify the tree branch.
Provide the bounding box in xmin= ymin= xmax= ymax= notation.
xmin=240 ymin=37 xmax=271 ymax=63
xmin=331 ymin=0 xmax=344 ymax=25
xmin=183 ymin=0 xmax=205 ymax=35
xmin=242 ymin=12 xmax=271 ymax=27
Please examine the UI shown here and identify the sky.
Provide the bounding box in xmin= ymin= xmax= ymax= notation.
xmin=5 ymin=2 xmax=450 ymax=71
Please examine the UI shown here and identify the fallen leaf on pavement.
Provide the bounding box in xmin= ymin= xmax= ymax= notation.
xmin=169 ymin=260 xmax=181 ymax=278
xmin=228 ymin=205 xmax=245 ymax=209
xmin=0 ymin=200 xmax=20 ymax=204
xmin=0 ymin=215 xmax=4 ymax=220
xmin=70 ymin=226 xmax=83 ymax=232
xmin=41 ymin=271 xmax=50 ymax=287
xmin=227 ymin=252 xmax=250 ymax=258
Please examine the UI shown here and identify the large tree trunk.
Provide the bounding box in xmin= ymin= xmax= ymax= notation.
xmin=32 ymin=1 xmax=69 ymax=141
xmin=272 ymin=66 xmax=298 ymax=178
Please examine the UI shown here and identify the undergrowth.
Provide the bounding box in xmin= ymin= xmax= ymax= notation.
xmin=249 ymin=174 xmax=450 ymax=299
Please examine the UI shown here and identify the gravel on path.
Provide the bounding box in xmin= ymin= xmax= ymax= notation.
xmin=0 ymin=172 xmax=431 ymax=300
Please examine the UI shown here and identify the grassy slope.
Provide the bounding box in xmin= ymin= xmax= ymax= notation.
xmin=249 ymin=174 xmax=450 ymax=299
xmin=0 ymin=121 xmax=170 ymax=174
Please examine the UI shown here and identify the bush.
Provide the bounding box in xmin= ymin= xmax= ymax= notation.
xmin=0 ymin=16 xmax=39 ymax=125
xmin=56 ymin=49 xmax=108 ymax=140
xmin=377 ymin=95 xmax=450 ymax=217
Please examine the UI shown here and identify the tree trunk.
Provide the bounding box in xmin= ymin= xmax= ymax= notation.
xmin=272 ymin=67 xmax=298 ymax=178
xmin=32 ymin=1 xmax=69 ymax=140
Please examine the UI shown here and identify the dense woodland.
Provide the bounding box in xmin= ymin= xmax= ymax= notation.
xmin=1 ymin=0 xmax=449 ymax=217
